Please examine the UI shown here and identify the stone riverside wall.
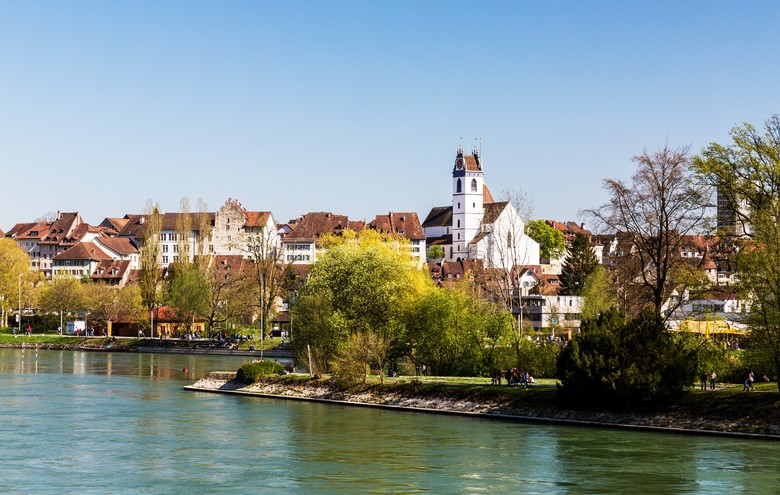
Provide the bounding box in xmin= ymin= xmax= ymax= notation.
xmin=187 ymin=373 xmax=779 ymax=439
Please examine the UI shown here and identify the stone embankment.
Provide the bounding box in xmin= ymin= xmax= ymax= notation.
xmin=187 ymin=373 xmax=780 ymax=439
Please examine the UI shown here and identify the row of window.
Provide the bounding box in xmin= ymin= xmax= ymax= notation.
xmin=286 ymin=254 xmax=311 ymax=261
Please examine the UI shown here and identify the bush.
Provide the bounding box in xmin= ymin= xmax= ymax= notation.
xmin=556 ymin=310 xmax=699 ymax=407
xmin=235 ymin=360 xmax=285 ymax=384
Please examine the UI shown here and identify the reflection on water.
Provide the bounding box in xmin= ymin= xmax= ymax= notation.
xmin=0 ymin=348 xmax=778 ymax=494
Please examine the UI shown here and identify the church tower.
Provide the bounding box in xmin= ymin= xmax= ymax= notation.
xmin=452 ymin=146 xmax=484 ymax=260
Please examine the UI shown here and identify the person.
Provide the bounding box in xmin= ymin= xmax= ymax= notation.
xmin=699 ymin=372 xmax=707 ymax=390
xmin=743 ymin=370 xmax=755 ymax=392
xmin=709 ymin=370 xmax=717 ymax=390
xmin=26 ymin=324 xmax=32 ymax=336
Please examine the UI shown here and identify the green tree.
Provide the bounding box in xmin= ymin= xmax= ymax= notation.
xmin=427 ymin=245 xmax=445 ymax=261
xmin=557 ymin=310 xmax=700 ymax=406
xmin=38 ymin=277 xmax=84 ymax=326
xmin=559 ymin=233 xmax=599 ymax=295
xmin=525 ymin=219 xmax=566 ymax=261
xmin=0 ymin=238 xmax=30 ymax=328
xmin=403 ymin=285 xmax=514 ymax=376
xmin=586 ymin=145 xmax=709 ymax=318
xmin=291 ymin=230 xmax=428 ymax=373
xmin=167 ymin=264 xmax=209 ymax=335
xmin=332 ymin=330 xmax=390 ymax=384
xmin=579 ymin=266 xmax=618 ymax=321
xmin=692 ymin=115 xmax=780 ymax=238
xmin=738 ymin=203 xmax=780 ymax=390
xmin=82 ymin=283 xmax=144 ymax=335
xmin=691 ymin=116 xmax=780 ymax=390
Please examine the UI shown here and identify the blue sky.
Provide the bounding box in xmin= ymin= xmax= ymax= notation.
xmin=2 ymin=1 xmax=779 ymax=231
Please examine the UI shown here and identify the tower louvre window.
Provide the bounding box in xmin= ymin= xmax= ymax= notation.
xmin=471 ymin=179 xmax=477 ymax=192
xmin=456 ymin=179 xmax=462 ymax=193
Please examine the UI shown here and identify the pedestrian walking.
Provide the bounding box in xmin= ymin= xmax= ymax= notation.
xmin=709 ymin=370 xmax=717 ymax=390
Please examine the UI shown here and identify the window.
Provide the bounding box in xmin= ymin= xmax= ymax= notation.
xmin=161 ymin=233 xmax=167 ymax=241
xmin=457 ymin=219 xmax=460 ymax=228
xmin=163 ymin=256 xmax=169 ymax=264
xmin=173 ymin=245 xmax=179 ymax=253
xmin=162 ymin=245 xmax=169 ymax=253
xmin=471 ymin=179 xmax=477 ymax=192
xmin=456 ymin=179 xmax=462 ymax=193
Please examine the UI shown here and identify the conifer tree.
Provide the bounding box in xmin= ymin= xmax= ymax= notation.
xmin=559 ymin=233 xmax=598 ymax=295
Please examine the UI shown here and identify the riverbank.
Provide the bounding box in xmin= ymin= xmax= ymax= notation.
xmin=187 ymin=372 xmax=779 ymax=439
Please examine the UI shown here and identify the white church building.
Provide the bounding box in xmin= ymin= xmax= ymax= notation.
xmin=422 ymin=147 xmax=539 ymax=271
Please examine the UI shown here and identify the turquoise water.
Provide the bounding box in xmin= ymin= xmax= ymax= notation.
xmin=0 ymin=348 xmax=778 ymax=494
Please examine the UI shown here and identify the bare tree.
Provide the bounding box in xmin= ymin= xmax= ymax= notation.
xmin=243 ymin=225 xmax=291 ymax=338
xmin=586 ymin=145 xmax=710 ymax=318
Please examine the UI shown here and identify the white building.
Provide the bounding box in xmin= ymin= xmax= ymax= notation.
xmin=423 ymin=147 xmax=540 ymax=271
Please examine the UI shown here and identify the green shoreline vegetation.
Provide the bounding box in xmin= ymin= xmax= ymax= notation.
xmin=195 ymin=369 xmax=779 ymax=437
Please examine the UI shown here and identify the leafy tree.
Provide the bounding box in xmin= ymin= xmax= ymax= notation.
xmin=332 ymin=330 xmax=390 ymax=384
xmin=526 ymin=219 xmax=566 ymax=261
xmin=38 ymin=277 xmax=84 ymax=325
xmin=692 ymin=115 xmax=780 ymax=238
xmin=166 ymin=263 xmax=209 ymax=335
xmin=691 ymin=116 xmax=780 ymax=389
xmin=586 ymin=145 xmax=709 ymax=318
xmin=427 ymin=245 xmax=445 ymax=261
xmin=291 ymin=230 xmax=428 ymax=373
xmin=559 ymin=233 xmax=599 ymax=295
xmin=738 ymin=202 xmax=780 ymax=390
xmin=292 ymin=292 xmax=348 ymax=376
xmin=403 ymin=285 xmax=514 ymax=376
xmin=0 ymin=238 xmax=30 ymax=328
xmin=557 ymin=310 xmax=700 ymax=406
xmin=82 ymin=283 xmax=144 ymax=335
xmin=579 ymin=266 xmax=618 ymax=321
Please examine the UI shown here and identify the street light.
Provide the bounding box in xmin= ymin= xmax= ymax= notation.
xmin=18 ymin=273 xmax=22 ymax=336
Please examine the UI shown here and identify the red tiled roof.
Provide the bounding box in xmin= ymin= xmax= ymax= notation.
xmin=91 ymin=260 xmax=131 ymax=280
xmin=8 ymin=222 xmax=52 ymax=240
xmin=483 ymin=184 xmax=495 ymax=204
xmin=369 ymin=212 xmax=425 ymax=240
xmin=286 ymin=212 xmax=361 ymax=240
xmin=95 ymin=236 xmax=139 ymax=255
xmin=53 ymin=242 xmax=112 ymax=261
xmin=244 ymin=211 xmax=271 ymax=228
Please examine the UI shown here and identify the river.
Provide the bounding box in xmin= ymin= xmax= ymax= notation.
xmin=0 ymin=348 xmax=777 ymax=494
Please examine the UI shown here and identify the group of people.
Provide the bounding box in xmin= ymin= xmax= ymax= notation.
xmin=699 ymin=371 xmax=718 ymax=390
xmin=491 ymin=368 xmax=534 ymax=387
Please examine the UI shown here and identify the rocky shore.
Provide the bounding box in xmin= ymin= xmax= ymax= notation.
xmin=187 ymin=372 xmax=779 ymax=439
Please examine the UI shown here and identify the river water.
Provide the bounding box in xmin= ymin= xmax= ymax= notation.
xmin=0 ymin=348 xmax=777 ymax=494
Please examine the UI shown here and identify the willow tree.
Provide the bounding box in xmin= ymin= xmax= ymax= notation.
xmin=587 ymin=145 xmax=709 ymax=318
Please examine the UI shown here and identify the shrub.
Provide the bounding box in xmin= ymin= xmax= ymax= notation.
xmin=235 ymin=360 xmax=285 ymax=384
xmin=557 ymin=310 xmax=699 ymax=407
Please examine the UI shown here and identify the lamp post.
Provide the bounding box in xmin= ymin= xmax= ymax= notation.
xmin=18 ymin=273 xmax=22 ymax=336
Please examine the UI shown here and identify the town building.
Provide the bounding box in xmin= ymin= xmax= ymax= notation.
xmin=422 ymin=147 xmax=539 ymax=271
